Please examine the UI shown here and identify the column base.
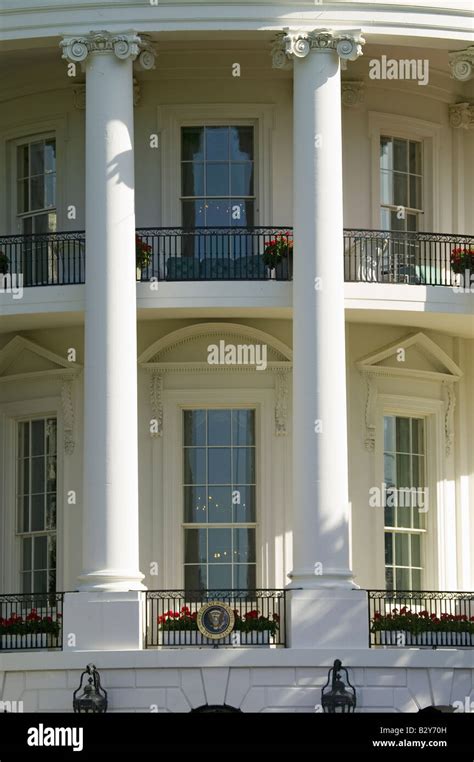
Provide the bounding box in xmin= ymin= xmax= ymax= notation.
xmin=287 ymin=588 xmax=369 ymax=649
xmin=77 ymin=569 xmax=146 ymax=592
xmin=63 ymin=591 xmax=145 ymax=651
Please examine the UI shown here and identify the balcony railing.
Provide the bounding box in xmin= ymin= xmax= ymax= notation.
xmin=1 ymin=228 xmax=472 ymax=287
xmin=344 ymin=229 xmax=474 ymax=286
xmin=0 ymin=592 xmax=64 ymax=651
xmin=145 ymin=589 xmax=287 ymax=647
xmin=368 ymin=590 xmax=474 ymax=648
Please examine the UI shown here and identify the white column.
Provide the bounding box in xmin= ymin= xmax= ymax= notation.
xmin=61 ymin=33 xmax=154 ymax=592
xmin=273 ymin=30 xmax=368 ymax=647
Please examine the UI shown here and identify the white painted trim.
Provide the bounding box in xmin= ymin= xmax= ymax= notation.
xmin=356 ymin=331 xmax=463 ymax=380
xmin=0 ymin=398 xmax=64 ymax=593
xmin=159 ymin=387 xmax=278 ymax=591
xmin=156 ymin=103 xmax=275 ymax=227
xmin=368 ymin=111 xmax=442 ymax=232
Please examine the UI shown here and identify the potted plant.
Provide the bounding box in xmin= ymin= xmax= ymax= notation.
xmin=136 ymin=234 xmax=152 ymax=279
xmin=0 ymin=250 xmax=9 ymax=275
xmin=0 ymin=609 xmax=62 ymax=650
xmin=371 ymin=607 xmax=474 ymax=647
xmin=158 ymin=606 xmax=208 ymax=646
xmin=232 ymin=609 xmax=280 ymax=645
xmin=450 ymin=246 xmax=474 ymax=276
xmin=263 ymin=232 xmax=293 ymax=279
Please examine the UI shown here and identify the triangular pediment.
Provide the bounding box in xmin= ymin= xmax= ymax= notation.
xmin=356 ymin=332 xmax=462 ymax=381
xmin=0 ymin=336 xmax=81 ymax=382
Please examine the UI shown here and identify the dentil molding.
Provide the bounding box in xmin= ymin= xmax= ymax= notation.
xmin=272 ymin=28 xmax=365 ymax=70
xmin=61 ymin=31 xmax=156 ymax=70
xmin=449 ymin=45 xmax=474 ymax=82
xmin=449 ymin=102 xmax=474 ymax=129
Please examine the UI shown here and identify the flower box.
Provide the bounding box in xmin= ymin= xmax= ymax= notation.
xmin=234 ymin=630 xmax=271 ymax=646
xmin=159 ymin=631 xmax=210 ymax=646
xmin=0 ymin=633 xmax=57 ymax=650
xmin=377 ymin=630 xmax=472 ymax=647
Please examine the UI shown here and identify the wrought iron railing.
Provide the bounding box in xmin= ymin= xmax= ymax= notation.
xmin=368 ymin=590 xmax=474 ymax=648
xmin=1 ymin=228 xmax=472 ymax=287
xmin=145 ymin=589 xmax=287 ymax=648
xmin=0 ymin=592 xmax=64 ymax=651
xmin=0 ymin=232 xmax=85 ymax=286
xmin=136 ymin=226 xmax=293 ymax=281
xmin=344 ymin=229 xmax=474 ymax=286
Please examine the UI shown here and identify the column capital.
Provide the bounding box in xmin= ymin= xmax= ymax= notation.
xmin=449 ymin=102 xmax=474 ymax=129
xmin=60 ymin=30 xmax=156 ymax=70
xmin=272 ymin=28 xmax=365 ymax=69
xmin=449 ymin=45 xmax=474 ymax=81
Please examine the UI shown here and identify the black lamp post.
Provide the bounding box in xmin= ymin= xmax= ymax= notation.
xmin=73 ymin=664 xmax=108 ymax=713
xmin=321 ymin=659 xmax=356 ymax=713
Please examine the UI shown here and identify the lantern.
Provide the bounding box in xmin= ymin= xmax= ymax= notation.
xmin=321 ymin=659 xmax=356 ymax=713
xmin=73 ymin=664 xmax=107 ymax=713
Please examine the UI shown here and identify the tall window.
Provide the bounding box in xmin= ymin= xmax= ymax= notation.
xmin=380 ymin=136 xmax=422 ymax=231
xmin=183 ymin=409 xmax=256 ymax=590
xmin=181 ymin=126 xmax=254 ymax=228
xmin=17 ymin=418 xmax=57 ymax=593
xmin=16 ymin=137 xmax=57 ymax=285
xmin=384 ymin=416 xmax=426 ymax=590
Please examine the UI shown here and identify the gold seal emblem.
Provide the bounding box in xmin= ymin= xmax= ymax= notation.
xmin=197 ymin=601 xmax=235 ymax=640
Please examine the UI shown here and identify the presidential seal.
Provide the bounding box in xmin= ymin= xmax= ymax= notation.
xmin=196 ymin=601 xmax=235 ymax=640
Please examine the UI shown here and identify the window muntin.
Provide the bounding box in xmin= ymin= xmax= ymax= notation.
xmin=17 ymin=418 xmax=57 ymax=594
xmin=380 ymin=136 xmax=422 ymax=232
xmin=183 ymin=409 xmax=256 ymax=590
xmin=383 ymin=415 xmax=426 ymax=591
xmin=181 ymin=126 xmax=255 ymax=228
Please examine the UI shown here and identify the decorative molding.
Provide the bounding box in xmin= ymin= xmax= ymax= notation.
xmin=0 ymin=336 xmax=82 ymax=383
xmin=442 ymin=380 xmax=456 ymax=457
xmin=362 ymin=371 xmax=377 ymax=452
xmin=61 ymin=31 xmax=156 ymax=70
xmin=274 ymin=370 xmax=289 ymax=436
xmin=61 ymin=377 xmax=75 ymax=455
xmin=142 ymin=362 xmax=291 ymax=374
xmin=149 ymin=370 xmax=163 ymax=438
xmin=272 ymin=28 xmax=365 ymax=69
xmin=449 ymin=102 xmax=474 ymax=129
xmin=73 ymin=78 xmax=141 ymax=109
xmin=342 ymin=80 xmax=364 ymax=107
xmin=449 ymin=45 xmax=474 ymax=82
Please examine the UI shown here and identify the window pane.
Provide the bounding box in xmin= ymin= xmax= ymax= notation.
xmin=411 ymin=534 xmax=421 ymax=567
xmin=34 ymin=571 xmax=47 ymax=594
xmin=393 ymin=139 xmax=407 ymax=172
xmin=22 ymin=572 xmax=32 ymax=594
xmin=396 ymin=505 xmax=412 ymax=528
xmin=31 ymin=420 xmax=45 ymax=456
xmin=31 ymin=494 xmax=44 ymax=531
xmin=31 ymin=175 xmax=44 ymax=210
xmin=409 ymin=141 xmax=421 ymax=174
xmin=46 ymin=494 xmax=57 ymax=529
xmin=46 ymin=457 xmax=57 ymax=492
xmin=184 ymin=528 xmax=207 ymax=563
xmin=385 ymin=532 xmax=393 ymax=565
xmin=208 ymin=527 xmax=231 ymax=563
xmin=18 ymin=421 xmax=30 ymax=458
xmin=208 ymin=564 xmax=232 ymax=589
xmin=184 ymin=410 xmax=206 ymax=447
xmin=48 ymin=535 xmax=56 ymax=592
xmin=34 ymin=535 xmax=47 ymax=569
xmin=182 ymin=127 xmax=204 ymax=161
xmin=390 ymin=210 xmax=405 ymax=231
xmin=396 ymin=418 xmax=410 ymax=453
xmin=46 ymin=419 xmax=57 ymax=455
xmin=17 ymin=144 xmax=29 ymax=178
xmin=380 ymin=171 xmax=392 ymax=205
xmin=182 ymin=163 xmax=204 ymax=196
xmin=185 ymin=564 xmax=206 ymax=591
xmin=395 ymin=568 xmax=410 ymax=590
xmin=407 ymin=214 xmax=417 ymax=232
xmin=231 ymin=163 xmax=253 ymax=196
xmin=233 ymin=528 xmax=255 ymax=563
xmin=232 ymin=410 xmax=255 ymax=446
xmin=184 ymin=486 xmax=207 ymax=522
xmin=411 ymin=568 xmax=421 ymax=590
xmin=395 ymin=533 xmax=410 ymax=566
xmin=384 ymin=503 xmax=395 ymax=528
xmin=380 ymin=136 xmax=392 ymax=170
xmin=412 ymin=456 xmax=424 ymax=489
xmin=45 ymin=174 xmax=56 ymax=208
xmin=393 ymin=172 xmax=408 ymax=207
xmin=205 ymin=199 xmax=230 ymax=226
xmin=30 ymin=142 xmax=45 ymax=175
xmin=233 ymin=485 xmax=256 ymax=523
xmin=208 ymin=486 xmax=232 ymax=523
xmin=231 ymin=199 xmax=254 ymax=227
xmin=31 ymin=457 xmax=45 ymax=494
xmin=385 ymin=566 xmax=394 ymax=590
xmin=20 ymin=458 xmax=30 ymax=496
xmin=22 ymin=537 xmax=32 ymax=571
xmin=183 ymin=448 xmax=206 ymax=484
xmin=384 ymin=417 xmax=395 ymax=452
xmin=409 ymin=175 xmax=421 ymax=209
xmin=44 ymin=140 xmax=56 ymax=173
xmin=205 ymin=127 xmax=228 ymax=161
xmin=208 ymin=410 xmax=231 ymax=446
xmin=20 ymin=496 xmax=29 ymax=533
xmin=233 ymin=448 xmax=255 ymax=484
xmin=411 ymin=419 xmax=424 ymax=454
xmin=182 ymin=200 xmax=204 ymax=228
xmin=230 ymin=127 xmax=253 ymax=161
xmin=208 ymin=448 xmax=231 ymax=484
xmin=235 ymin=564 xmax=256 ymax=589
xmin=206 ymin=164 xmax=229 ymax=196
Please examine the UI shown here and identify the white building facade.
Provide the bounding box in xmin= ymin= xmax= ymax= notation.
xmin=0 ymin=0 xmax=473 ymax=713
